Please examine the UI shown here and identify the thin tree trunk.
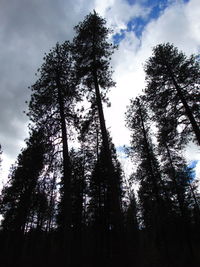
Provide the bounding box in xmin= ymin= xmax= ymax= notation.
xmin=93 ymin=69 xmax=123 ymax=260
xmin=57 ymin=77 xmax=72 ymax=232
xmin=56 ymin=73 xmax=72 ymax=265
xmin=91 ymin=19 xmax=122 ymax=260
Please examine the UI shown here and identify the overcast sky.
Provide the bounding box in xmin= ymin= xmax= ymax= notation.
xmin=0 ymin=0 xmax=200 ymax=186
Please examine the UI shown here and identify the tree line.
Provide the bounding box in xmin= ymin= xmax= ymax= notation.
xmin=0 ymin=11 xmax=200 ymax=267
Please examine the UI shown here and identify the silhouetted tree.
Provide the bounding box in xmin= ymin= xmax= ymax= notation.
xmin=28 ymin=41 xmax=80 ymax=247
xmin=123 ymin=189 xmax=139 ymax=265
xmin=126 ymin=96 xmax=172 ymax=259
xmin=144 ymin=43 xmax=200 ymax=146
xmin=66 ymin=148 xmax=88 ymax=265
xmin=151 ymin=95 xmax=200 ymax=255
xmin=88 ymin=137 xmax=123 ymax=264
xmin=0 ymin=129 xmax=48 ymax=232
xmin=73 ymin=12 xmax=123 ymax=247
xmin=0 ymin=129 xmax=54 ymax=267
xmin=156 ymin=115 xmax=193 ymax=220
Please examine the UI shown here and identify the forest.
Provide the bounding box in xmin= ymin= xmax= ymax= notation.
xmin=0 ymin=11 xmax=200 ymax=267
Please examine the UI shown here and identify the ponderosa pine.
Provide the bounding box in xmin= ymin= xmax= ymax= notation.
xmin=73 ymin=11 xmax=123 ymax=245
xmin=144 ymin=43 xmax=200 ymax=146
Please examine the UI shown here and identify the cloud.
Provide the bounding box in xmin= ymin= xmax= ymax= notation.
xmin=141 ymin=0 xmax=200 ymax=54
xmin=104 ymin=0 xmax=200 ymax=149
xmin=0 ymin=0 xmax=199 ymax=184
xmin=0 ymin=0 xmax=97 ymax=182
xmin=95 ymin=0 xmax=150 ymax=33
xmin=0 ymin=0 xmax=148 ymax=181
xmin=102 ymin=0 xmax=200 ymax=183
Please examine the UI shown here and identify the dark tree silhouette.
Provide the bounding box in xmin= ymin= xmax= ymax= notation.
xmin=88 ymin=138 xmax=124 ymax=261
xmin=73 ymin=12 xmax=123 ymax=262
xmin=0 ymin=129 xmax=48 ymax=232
xmin=28 ymin=42 xmax=80 ymax=259
xmin=156 ymin=113 xmax=200 ymax=258
xmin=73 ymin=11 xmax=115 ymax=157
xmin=157 ymin=115 xmax=193 ymax=220
xmin=0 ymin=129 xmax=51 ymax=266
xmin=144 ymin=43 xmax=200 ymax=146
xmin=126 ymin=96 xmax=173 ymax=262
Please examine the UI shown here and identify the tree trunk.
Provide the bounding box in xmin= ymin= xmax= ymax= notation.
xmin=56 ymin=74 xmax=72 ymax=265
xmin=93 ymin=70 xmax=123 ymax=259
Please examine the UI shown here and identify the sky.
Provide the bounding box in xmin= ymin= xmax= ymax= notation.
xmin=0 ymin=0 xmax=200 ymax=187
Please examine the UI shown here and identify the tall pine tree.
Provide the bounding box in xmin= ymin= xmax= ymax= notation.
xmin=144 ymin=43 xmax=200 ymax=146
xmin=28 ymin=42 xmax=79 ymax=240
xmin=73 ymin=12 xmax=123 ymax=244
xmin=0 ymin=129 xmax=48 ymax=233
xmin=126 ymin=96 xmax=172 ymax=256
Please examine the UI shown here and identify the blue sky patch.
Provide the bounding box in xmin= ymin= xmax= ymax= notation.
xmin=113 ymin=31 xmax=126 ymax=44
xmin=187 ymin=160 xmax=199 ymax=180
xmin=113 ymin=0 xmax=190 ymax=43
xmin=116 ymin=146 xmax=129 ymax=158
xmin=188 ymin=160 xmax=198 ymax=169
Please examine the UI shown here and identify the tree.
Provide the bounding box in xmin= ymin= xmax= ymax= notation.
xmin=73 ymin=11 xmax=123 ymax=240
xmin=28 ymin=41 xmax=79 ymax=239
xmin=0 ymin=129 xmax=48 ymax=232
xmin=123 ymin=190 xmax=139 ymax=265
xmin=156 ymin=114 xmax=200 ymax=255
xmin=126 ymin=96 xmax=172 ymax=254
xmin=144 ymin=43 xmax=200 ymax=146
xmin=88 ymin=138 xmax=123 ymax=264
xmin=73 ymin=10 xmax=115 ymax=159
xmin=156 ymin=114 xmax=192 ymax=220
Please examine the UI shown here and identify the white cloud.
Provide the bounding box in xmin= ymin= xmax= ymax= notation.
xmin=95 ymin=0 xmax=150 ymax=33
xmin=102 ymin=0 xmax=200 ymax=182
xmin=0 ymin=0 xmax=148 ymax=182
xmin=105 ymin=0 xmax=200 ymax=150
xmin=0 ymin=0 xmax=98 ymax=182
xmin=0 ymin=0 xmax=200 ymax=184
xmin=141 ymin=0 xmax=200 ymax=54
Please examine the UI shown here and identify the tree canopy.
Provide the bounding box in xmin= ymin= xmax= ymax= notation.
xmin=0 ymin=13 xmax=200 ymax=267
